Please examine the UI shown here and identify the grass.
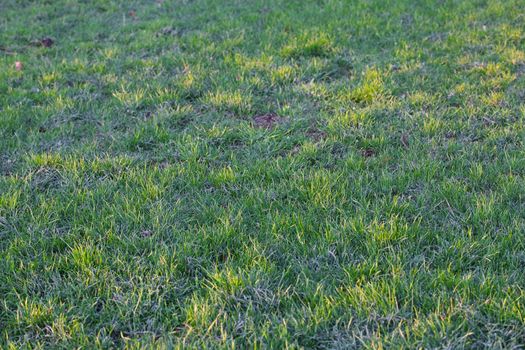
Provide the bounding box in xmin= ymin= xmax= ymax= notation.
xmin=1 ymin=0 xmax=525 ymax=348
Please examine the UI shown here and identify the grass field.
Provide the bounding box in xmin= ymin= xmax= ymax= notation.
xmin=1 ymin=0 xmax=525 ymax=348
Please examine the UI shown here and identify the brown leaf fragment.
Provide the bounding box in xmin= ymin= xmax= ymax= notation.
xmin=252 ymin=113 xmax=284 ymax=129
xmin=400 ymin=133 xmax=409 ymax=149
xmin=41 ymin=37 xmax=54 ymax=48
xmin=362 ymin=148 xmax=376 ymax=158
xmin=483 ymin=116 xmax=495 ymax=126
xmin=141 ymin=230 xmax=153 ymax=237
xmin=306 ymin=127 xmax=327 ymax=142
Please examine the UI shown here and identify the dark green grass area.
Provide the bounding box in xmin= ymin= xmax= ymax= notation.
xmin=1 ymin=0 xmax=525 ymax=348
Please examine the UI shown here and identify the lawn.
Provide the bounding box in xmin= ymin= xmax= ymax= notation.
xmin=1 ymin=0 xmax=525 ymax=348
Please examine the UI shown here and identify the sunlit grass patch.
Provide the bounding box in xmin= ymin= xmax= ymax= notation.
xmin=40 ymin=71 xmax=61 ymax=86
xmin=499 ymin=47 xmax=525 ymax=65
xmin=70 ymin=243 xmax=103 ymax=271
xmin=406 ymin=91 xmax=437 ymax=108
xmin=113 ymin=85 xmax=146 ymax=108
xmin=209 ymin=166 xmax=237 ymax=187
xmin=395 ymin=41 xmax=423 ymax=63
xmin=341 ymin=67 xmax=386 ymax=104
xmin=281 ymin=32 xmax=336 ymax=59
xmin=327 ymin=111 xmax=370 ymax=133
xmin=422 ymin=115 xmax=446 ymax=136
xmin=174 ymin=65 xmax=207 ymax=100
xmin=481 ymin=91 xmax=505 ymax=107
xmin=127 ymin=123 xmax=170 ymax=151
xmin=226 ymin=52 xmax=273 ymax=71
xmin=203 ymin=89 xmax=252 ymax=115
xmin=15 ymin=299 xmax=56 ymax=332
xmin=271 ymin=64 xmax=296 ymax=85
